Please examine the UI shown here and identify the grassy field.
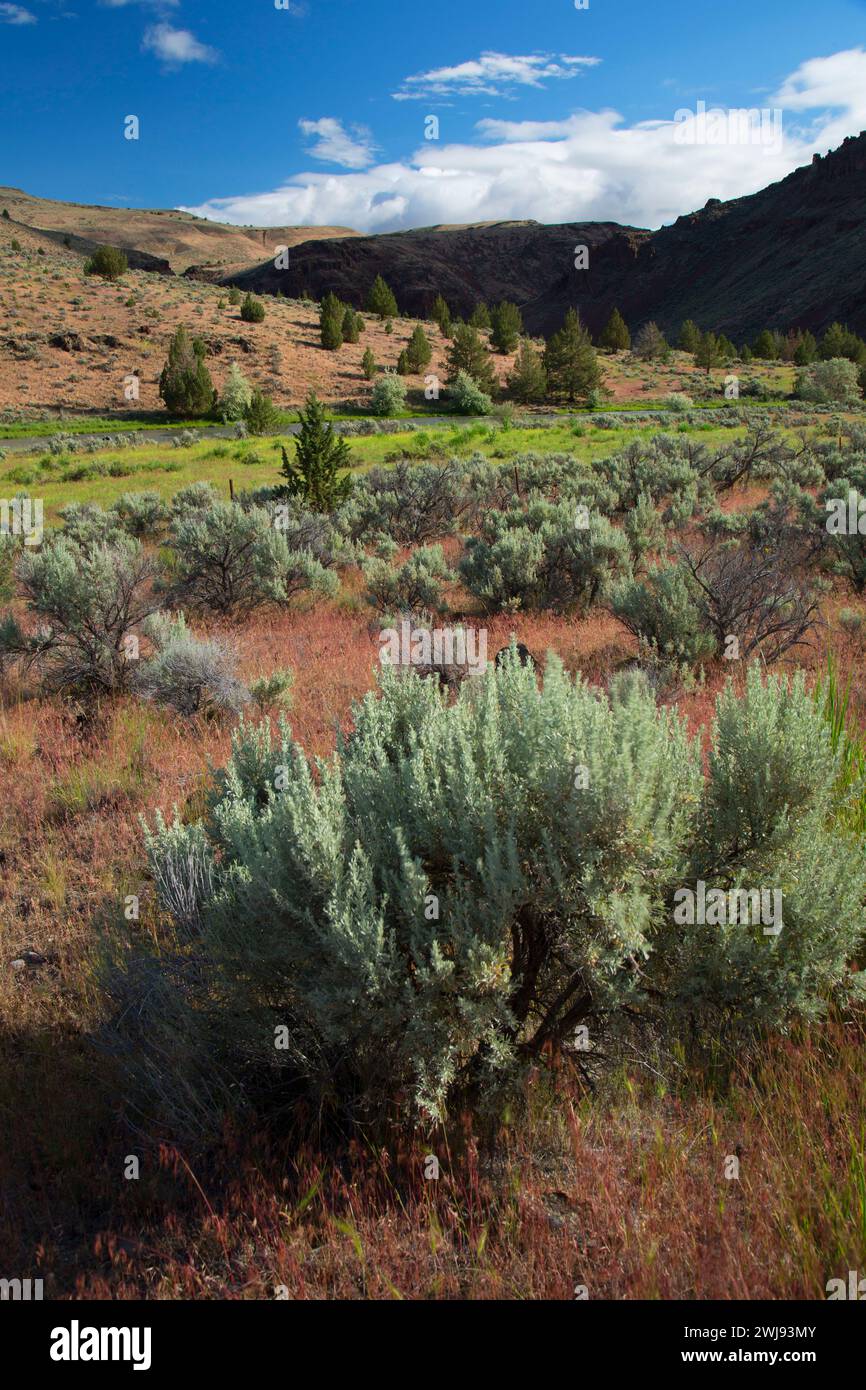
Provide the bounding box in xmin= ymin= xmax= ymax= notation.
xmin=0 ymin=414 xmax=823 ymax=526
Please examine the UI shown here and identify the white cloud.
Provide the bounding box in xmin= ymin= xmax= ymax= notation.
xmin=180 ymin=49 xmax=866 ymax=234
xmin=772 ymin=46 xmax=866 ymax=145
xmin=142 ymin=22 xmax=218 ymax=65
xmin=0 ymin=3 xmax=37 ymax=23
xmin=298 ymin=118 xmax=377 ymax=170
xmin=393 ymin=51 xmax=600 ymax=101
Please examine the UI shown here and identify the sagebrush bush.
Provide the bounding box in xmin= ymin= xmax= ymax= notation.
xmin=339 ymin=459 xmax=472 ymax=545
xmin=0 ymin=534 xmax=158 ymax=694
xmin=218 ymin=362 xmax=253 ymax=421
xmin=170 ymin=482 xmax=222 ymax=523
xmin=249 ymin=667 xmax=294 ymax=710
xmin=120 ymin=660 xmax=866 ymax=1135
xmin=665 ymin=668 xmax=866 ymax=1028
xmin=675 ymin=532 xmax=819 ymax=663
xmin=795 ymin=358 xmax=862 ymax=405
xmin=459 ymin=499 xmax=631 ymax=613
xmin=167 ymin=502 xmax=338 ymax=616
xmin=612 ymin=563 xmax=717 ymax=667
xmin=596 ymin=437 xmax=708 ymax=520
xmin=58 ymin=502 xmax=125 ymax=549
xmin=450 ymin=369 xmax=492 ymax=416
xmin=838 ymin=607 xmax=866 ymax=646
xmin=111 ymin=491 xmax=168 ymax=539
xmin=363 ymin=545 xmax=453 ymax=615
xmin=135 ymin=613 xmax=250 ymax=717
xmin=370 ymin=372 xmax=407 ymax=417
xmin=820 ymin=465 xmax=866 ymax=592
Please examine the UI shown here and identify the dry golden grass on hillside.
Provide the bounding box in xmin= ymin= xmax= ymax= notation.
xmin=0 ymin=213 xmax=795 ymax=421
xmin=0 ymin=223 xmax=455 ymax=416
xmin=0 ymin=186 xmax=357 ymax=272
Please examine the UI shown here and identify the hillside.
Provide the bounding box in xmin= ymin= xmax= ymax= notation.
xmin=3 ymin=208 xmax=794 ymax=420
xmin=0 ymin=186 xmax=358 ymax=276
xmin=218 ymin=131 xmax=866 ymax=341
xmin=4 ymin=130 xmax=865 ymax=349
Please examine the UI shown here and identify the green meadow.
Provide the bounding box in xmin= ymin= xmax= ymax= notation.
xmin=0 ymin=415 xmax=815 ymax=526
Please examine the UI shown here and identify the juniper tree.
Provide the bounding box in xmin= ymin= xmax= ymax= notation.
xmin=598 ymin=307 xmax=631 ymax=352
xmin=280 ymin=391 xmax=352 ymax=511
xmin=84 ymin=245 xmax=128 ymax=281
xmin=793 ymin=331 xmax=818 ymax=365
xmin=342 ymin=306 xmax=360 ymax=344
xmin=678 ymin=319 xmax=701 ymax=353
xmin=366 ymin=274 xmax=398 ymax=319
xmin=361 ymin=346 xmax=377 ymax=380
xmin=244 ymin=389 xmax=280 ymax=436
xmin=633 ymin=320 xmax=670 ymax=362
xmin=406 ymin=323 xmax=432 ymax=371
xmin=694 ymin=330 xmax=723 ymax=374
xmin=819 ymin=322 xmax=866 ymax=364
xmin=240 ymin=293 xmax=266 ymax=323
xmin=446 ymin=322 xmax=496 ymax=393
xmin=431 ymin=294 xmax=452 ymax=336
xmin=320 ymin=292 xmax=345 ymax=349
xmin=490 ymin=301 xmax=523 ymax=354
xmin=159 ymin=325 xmax=217 ymax=418
xmin=543 ymin=309 xmax=602 ymax=403
xmin=469 ymin=302 xmax=491 ymax=330
xmin=752 ymin=329 xmax=781 ymax=360
xmin=506 ymin=339 xmax=548 ymax=403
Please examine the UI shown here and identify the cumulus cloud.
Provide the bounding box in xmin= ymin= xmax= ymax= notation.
xmin=772 ymin=46 xmax=866 ymax=145
xmin=142 ymin=22 xmax=218 ymax=65
xmin=298 ymin=118 xmax=377 ymax=170
xmin=180 ymin=48 xmax=866 ymax=234
xmin=0 ymin=3 xmax=37 ymax=23
xmin=393 ymin=51 xmax=600 ymax=101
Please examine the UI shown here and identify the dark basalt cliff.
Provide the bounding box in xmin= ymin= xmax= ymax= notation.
xmin=216 ymin=132 xmax=866 ymax=341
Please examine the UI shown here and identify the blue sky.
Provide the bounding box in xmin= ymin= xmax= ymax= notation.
xmin=2 ymin=0 xmax=866 ymax=230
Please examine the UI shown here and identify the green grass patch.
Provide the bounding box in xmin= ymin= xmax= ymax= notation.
xmin=0 ymin=418 xmax=823 ymax=528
